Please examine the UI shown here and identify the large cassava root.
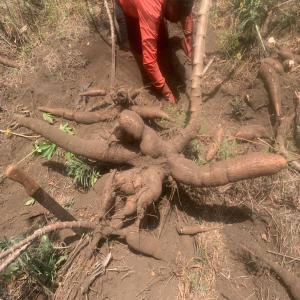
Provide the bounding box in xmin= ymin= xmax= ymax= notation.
xmin=117 ymin=110 xmax=176 ymax=157
xmin=16 ymin=115 xmax=140 ymax=164
xmin=168 ymin=152 xmax=286 ymax=187
xmin=38 ymin=106 xmax=119 ymax=124
xmin=107 ymin=167 xmax=166 ymax=227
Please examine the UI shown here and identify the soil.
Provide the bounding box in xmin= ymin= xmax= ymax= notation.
xmin=0 ymin=16 xmax=299 ymax=300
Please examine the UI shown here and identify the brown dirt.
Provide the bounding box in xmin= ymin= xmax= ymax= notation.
xmin=1 ymin=15 xmax=300 ymax=300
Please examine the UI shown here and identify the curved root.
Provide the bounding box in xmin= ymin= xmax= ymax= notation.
xmin=168 ymin=152 xmax=287 ymax=187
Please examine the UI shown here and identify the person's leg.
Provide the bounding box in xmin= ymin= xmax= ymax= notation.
xmin=115 ymin=1 xmax=130 ymax=50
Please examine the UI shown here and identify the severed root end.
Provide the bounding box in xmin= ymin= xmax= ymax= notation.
xmin=205 ymin=125 xmax=224 ymax=161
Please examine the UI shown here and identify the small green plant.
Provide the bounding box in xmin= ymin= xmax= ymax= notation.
xmin=0 ymin=235 xmax=66 ymax=288
xmin=186 ymin=140 xmax=206 ymax=165
xmin=43 ymin=112 xmax=55 ymax=124
xmin=219 ymin=29 xmax=242 ymax=57
xmin=34 ymin=122 xmax=73 ymax=160
xmin=234 ymin=0 xmax=276 ymax=51
xmin=65 ymin=152 xmax=100 ymax=188
xmin=217 ymin=138 xmax=239 ymax=160
xmin=34 ymin=140 xmax=58 ymax=160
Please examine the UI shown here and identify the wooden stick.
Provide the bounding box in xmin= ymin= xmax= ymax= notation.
xmin=79 ymin=89 xmax=106 ymax=97
xmin=0 ymin=243 xmax=30 ymax=273
xmin=267 ymin=250 xmax=300 ymax=262
xmin=104 ymin=0 xmax=116 ymax=89
xmin=202 ymin=56 xmax=215 ymax=77
xmin=0 ymin=221 xmax=96 ymax=261
xmin=176 ymin=224 xmax=223 ymax=235
xmin=0 ymin=129 xmax=40 ymax=139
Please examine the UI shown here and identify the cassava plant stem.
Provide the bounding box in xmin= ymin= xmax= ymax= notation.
xmin=0 ymin=221 xmax=96 ymax=262
xmin=171 ymin=0 xmax=211 ymax=152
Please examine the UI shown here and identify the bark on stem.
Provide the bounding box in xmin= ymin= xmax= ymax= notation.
xmin=171 ymin=0 xmax=211 ymax=152
xmin=0 ymin=221 xmax=96 ymax=262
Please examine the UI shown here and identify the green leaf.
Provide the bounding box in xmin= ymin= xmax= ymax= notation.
xmin=42 ymin=113 xmax=55 ymax=124
xmin=65 ymin=153 xmax=100 ymax=188
xmin=34 ymin=140 xmax=57 ymax=160
xmin=59 ymin=123 xmax=74 ymax=134
xmin=25 ymin=198 xmax=35 ymax=206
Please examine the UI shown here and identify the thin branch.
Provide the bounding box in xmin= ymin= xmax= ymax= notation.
xmin=0 ymin=221 xmax=96 ymax=262
xmin=104 ymin=0 xmax=116 ymax=89
xmin=267 ymin=250 xmax=300 ymax=263
xmin=0 ymin=243 xmax=30 ymax=273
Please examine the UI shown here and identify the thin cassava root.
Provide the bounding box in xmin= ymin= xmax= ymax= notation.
xmin=79 ymin=89 xmax=106 ymax=97
xmin=244 ymin=247 xmax=300 ymax=300
xmin=130 ymin=105 xmax=171 ymax=120
xmin=176 ymin=224 xmax=222 ymax=235
xmin=259 ymin=61 xmax=282 ymax=118
xmin=38 ymin=106 xmax=119 ymax=124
